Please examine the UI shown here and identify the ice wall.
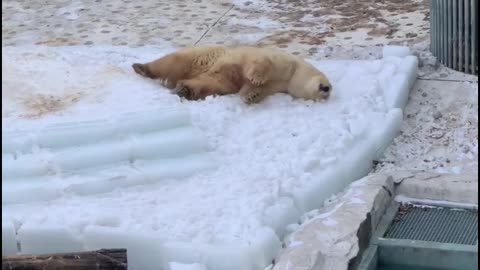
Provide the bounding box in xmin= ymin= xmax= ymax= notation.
xmin=2 ymin=108 xmax=215 ymax=204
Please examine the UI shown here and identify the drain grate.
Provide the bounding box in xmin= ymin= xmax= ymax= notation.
xmin=384 ymin=204 xmax=478 ymax=245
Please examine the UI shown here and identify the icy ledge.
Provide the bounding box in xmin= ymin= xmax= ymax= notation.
xmin=2 ymin=46 xmax=417 ymax=270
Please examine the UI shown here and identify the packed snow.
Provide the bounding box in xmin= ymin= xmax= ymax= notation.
xmin=2 ymin=45 xmax=417 ymax=270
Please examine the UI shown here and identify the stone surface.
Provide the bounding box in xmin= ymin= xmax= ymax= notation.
xmin=272 ymin=174 xmax=394 ymax=270
xmin=394 ymin=171 xmax=478 ymax=204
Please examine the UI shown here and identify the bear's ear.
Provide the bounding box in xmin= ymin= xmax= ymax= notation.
xmin=318 ymin=83 xmax=330 ymax=92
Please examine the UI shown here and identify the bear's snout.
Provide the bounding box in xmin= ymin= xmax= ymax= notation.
xmin=319 ymin=84 xmax=330 ymax=93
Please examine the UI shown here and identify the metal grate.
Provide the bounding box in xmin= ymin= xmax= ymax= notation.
xmin=384 ymin=204 xmax=478 ymax=245
xmin=430 ymin=0 xmax=478 ymax=75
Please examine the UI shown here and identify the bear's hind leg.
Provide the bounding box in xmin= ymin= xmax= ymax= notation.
xmin=175 ymin=80 xmax=196 ymax=100
xmin=175 ymin=74 xmax=236 ymax=100
xmin=132 ymin=63 xmax=153 ymax=78
xmin=132 ymin=53 xmax=191 ymax=89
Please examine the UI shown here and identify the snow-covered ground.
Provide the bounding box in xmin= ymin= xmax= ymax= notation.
xmin=2 ymin=45 xmax=417 ymax=269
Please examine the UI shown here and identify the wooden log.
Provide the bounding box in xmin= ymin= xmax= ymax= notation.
xmin=2 ymin=248 xmax=127 ymax=270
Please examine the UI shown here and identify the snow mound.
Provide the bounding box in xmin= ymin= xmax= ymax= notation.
xmin=2 ymin=46 xmax=417 ymax=270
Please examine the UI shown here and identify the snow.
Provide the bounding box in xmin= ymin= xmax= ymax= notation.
xmin=2 ymin=45 xmax=416 ymax=269
xmin=17 ymin=224 xmax=83 ymax=254
xmin=230 ymin=0 xmax=274 ymax=11
xmin=226 ymin=17 xmax=281 ymax=31
xmin=2 ymin=221 xmax=17 ymax=255
xmin=383 ymin=56 xmax=418 ymax=110
xmin=382 ymin=46 xmax=412 ymax=58
xmin=170 ymin=262 xmax=208 ymax=270
xmin=55 ymin=0 xmax=84 ymax=21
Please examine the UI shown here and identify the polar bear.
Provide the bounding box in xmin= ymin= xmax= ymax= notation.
xmin=132 ymin=46 xmax=332 ymax=104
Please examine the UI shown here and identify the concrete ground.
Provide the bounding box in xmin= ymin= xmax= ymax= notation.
xmin=2 ymin=0 xmax=478 ymax=269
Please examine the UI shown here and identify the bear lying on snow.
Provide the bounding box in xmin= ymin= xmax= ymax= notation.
xmin=132 ymin=46 xmax=332 ymax=104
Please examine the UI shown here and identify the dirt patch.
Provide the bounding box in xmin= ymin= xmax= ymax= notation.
xmin=20 ymin=92 xmax=84 ymax=119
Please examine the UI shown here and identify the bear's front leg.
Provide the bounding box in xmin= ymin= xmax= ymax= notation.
xmin=239 ymin=85 xmax=265 ymax=105
xmin=245 ymin=56 xmax=272 ymax=86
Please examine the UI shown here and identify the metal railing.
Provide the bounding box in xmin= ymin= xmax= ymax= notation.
xmin=430 ymin=0 xmax=478 ymax=75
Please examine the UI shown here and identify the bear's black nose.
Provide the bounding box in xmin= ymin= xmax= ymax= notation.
xmin=319 ymin=84 xmax=330 ymax=92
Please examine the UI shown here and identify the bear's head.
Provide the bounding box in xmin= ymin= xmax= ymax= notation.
xmin=302 ymin=73 xmax=332 ymax=101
